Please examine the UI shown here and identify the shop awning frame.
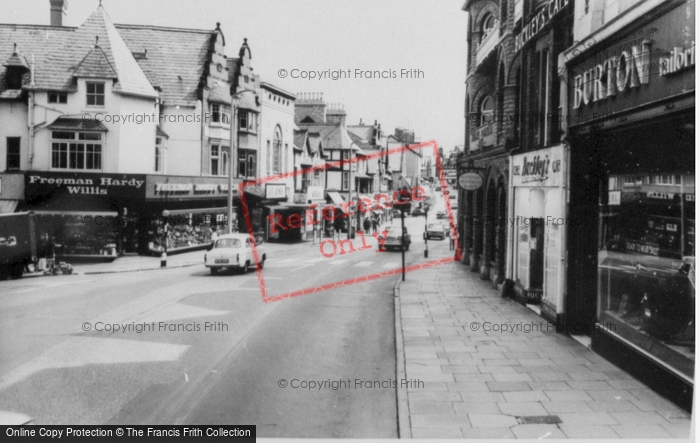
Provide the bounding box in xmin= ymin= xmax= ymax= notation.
xmin=32 ymin=210 xmax=118 ymax=217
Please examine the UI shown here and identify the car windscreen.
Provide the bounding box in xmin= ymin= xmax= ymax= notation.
xmin=428 ymin=224 xmax=441 ymax=229
xmin=215 ymin=238 xmax=242 ymax=248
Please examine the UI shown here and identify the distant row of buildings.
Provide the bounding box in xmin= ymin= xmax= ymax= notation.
xmin=457 ymin=0 xmax=694 ymax=411
xmin=0 ymin=1 xmax=432 ymax=258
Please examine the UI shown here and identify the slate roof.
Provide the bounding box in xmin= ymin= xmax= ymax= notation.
xmin=47 ymin=117 xmax=108 ymax=131
xmin=307 ymin=132 xmax=324 ymax=157
xmin=116 ymin=23 xmax=215 ymax=105
xmin=72 ymin=44 xmax=117 ymax=79
xmin=0 ymin=6 xmax=157 ymax=98
xmin=296 ymin=122 xmax=361 ymax=153
xmin=294 ymin=129 xmax=307 ymax=152
xmin=347 ymin=125 xmax=374 ymax=141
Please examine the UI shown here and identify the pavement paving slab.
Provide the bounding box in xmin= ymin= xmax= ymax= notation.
xmin=394 ymin=260 xmax=693 ymax=439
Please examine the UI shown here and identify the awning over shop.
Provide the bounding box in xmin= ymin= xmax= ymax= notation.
xmin=243 ymin=186 xmax=266 ymax=199
xmin=327 ymin=192 xmax=345 ymax=205
xmin=0 ymin=200 xmax=18 ymax=213
xmin=162 ymin=207 xmax=228 ymax=215
xmin=32 ymin=210 xmax=118 ymax=217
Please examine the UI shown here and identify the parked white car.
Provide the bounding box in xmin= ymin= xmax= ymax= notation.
xmin=204 ymin=233 xmax=266 ymax=274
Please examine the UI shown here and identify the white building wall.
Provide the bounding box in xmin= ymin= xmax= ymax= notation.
xmin=159 ymin=103 xmax=203 ymax=176
xmin=0 ymin=101 xmax=28 ymax=171
xmin=260 ymin=88 xmax=295 ymax=195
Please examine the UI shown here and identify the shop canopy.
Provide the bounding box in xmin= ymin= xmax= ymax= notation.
xmin=327 ymin=192 xmax=345 ymax=205
xmin=162 ymin=207 xmax=227 ymax=215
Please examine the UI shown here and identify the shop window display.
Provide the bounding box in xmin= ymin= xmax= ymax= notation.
xmin=598 ymin=174 xmax=695 ymax=378
xmin=148 ymin=211 xmax=230 ymax=254
xmin=38 ymin=214 xmax=118 ymax=258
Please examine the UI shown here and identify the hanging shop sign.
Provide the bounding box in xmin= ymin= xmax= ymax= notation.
xmin=567 ymin=3 xmax=695 ymax=122
xmin=469 ymin=122 xmax=495 ymax=151
xmin=265 ymin=183 xmax=287 ymax=200
xmin=511 ymin=145 xmax=564 ymax=187
xmin=458 ymin=172 xmax=483 ymax=191
xmin=514 ymin=0 xmax=571 ymax=52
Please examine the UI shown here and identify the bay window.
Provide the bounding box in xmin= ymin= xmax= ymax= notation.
xmin=51 ymin=131 xmax=103 ymax=170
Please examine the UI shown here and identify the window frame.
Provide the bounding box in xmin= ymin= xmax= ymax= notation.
xmin=6 ymin=137 xmax=20 ymax=171
xmin=48 ymin=91 xmax=68 ymax=104
xmin=86 ymin=82 xmax=105 ymax=107
xmin=155 ymin=137 xmax=164 ymax=173
xmin=50 ymin=131 xmax=103 ymax=171
xmin=480 ymin=95 xmax=494 ymax=126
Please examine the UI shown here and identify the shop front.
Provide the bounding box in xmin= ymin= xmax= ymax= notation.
xmin=143 ymin=175 xmax=244 ymax=255
xmin=508 ymin=145 xmax=567 ymax=326
xmin=564 ymin=0 xmax=694 ymax=411
xmin=24 ymin=171 xmax=147 ymax=260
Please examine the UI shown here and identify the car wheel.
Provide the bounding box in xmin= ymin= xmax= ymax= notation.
xmin=210 ymin=267 xmax=218 ymax=275
xmin=244 ymin=260 xmax=252 ymax=273
xmin=258 ymin=258 xmax=265 ymax=269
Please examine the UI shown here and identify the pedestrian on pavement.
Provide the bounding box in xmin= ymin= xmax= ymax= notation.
xmin=371 ymin=217 xmax=378 ymax=234
xmin=363 ymin=217 xmax=371 ymax=233
xmin=333 ymin=211 xmax=344 ymax=241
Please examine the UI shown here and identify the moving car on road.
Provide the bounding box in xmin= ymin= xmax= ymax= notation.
xmin=204 ymin=233 xmax=266 ymax=274
xmin=426 ymin=223 xmax=445 ymax=241
xmin=411 ymin=207 xmax=426 ymax=217
xmin=436 ymin=210 xmax=446 ymax=219
xmin=379 ymin=226 xmax=411 ymax=251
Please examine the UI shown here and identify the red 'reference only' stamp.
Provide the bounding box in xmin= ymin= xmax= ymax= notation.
xmin=240 ymin=140 xmax=461 ymax=303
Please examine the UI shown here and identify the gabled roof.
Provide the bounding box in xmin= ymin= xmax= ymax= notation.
xmin=0 ymin=6 xmax=157 ymax=98
xmin=296 ymin=122 xmax=361 ymax=153
xmin=72 ymin=7 xmax=155 ymax=97
xmin=3 ymin=46 xmax=29 ymax=69
xmin=294 ymin=129 xmax=307 ymax=152
xmin=208 ymin=80 xmax=231 ymax=104
xmin=347 ymin=125 xmax=374 ymax=141
xmin=307 ymin=131 xmax=324 ymax=157
xmin=72 ymin=44 xmax=117 ymax=79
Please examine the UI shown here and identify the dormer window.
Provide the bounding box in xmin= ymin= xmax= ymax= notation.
xmin=6 ymin=69 xmax=23 ymax=89
xmin=48 ymin=91 xmax=67 ymax=104
xmin=86 ymin=82 xmax=105 ymax=107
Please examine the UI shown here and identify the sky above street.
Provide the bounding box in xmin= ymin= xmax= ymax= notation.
xmin=3 ymin=0 xmax=467 ymax=150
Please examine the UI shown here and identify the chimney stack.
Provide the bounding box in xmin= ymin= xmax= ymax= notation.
xmin=50 ymin=0 xmax=68 ymax=27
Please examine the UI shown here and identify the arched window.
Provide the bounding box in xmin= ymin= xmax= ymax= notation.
xmin=480 ymin=13 xmax=495 ymax=43
xmin=273 ymin=127 xmax=282 ymax=174
xmin=480 ymin=96 xmax=494 ymax=126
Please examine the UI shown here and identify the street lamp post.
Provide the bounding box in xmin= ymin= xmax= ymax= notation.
xmin=424 ymin=209 xmax=429 ymax=258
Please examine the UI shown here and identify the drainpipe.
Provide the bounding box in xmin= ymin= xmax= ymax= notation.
xmin=28 ymin=54 xmax=36 ymax=170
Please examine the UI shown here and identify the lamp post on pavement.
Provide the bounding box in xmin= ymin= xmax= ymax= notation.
xmin=424 ymin=209 xmax=429 ymax=258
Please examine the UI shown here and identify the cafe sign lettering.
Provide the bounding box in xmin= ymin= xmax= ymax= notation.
xmin=515 ymin=0 xmax=570 ymax=52
xmin=511 ymin=145 xmax=564 ymax=187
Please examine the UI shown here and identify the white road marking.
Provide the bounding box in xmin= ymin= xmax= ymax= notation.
xmin=328 ymin=260 xmax=348 ymax=265
xmin=354 ymin=261 xmax=373 ymax=267
xmin=382 ymin=262 xmax=400 ymax=269
xmin=291 ymin=265 xmax=313 ymax=272
xmin=46 ymin=280 xmax=97 ymax=288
